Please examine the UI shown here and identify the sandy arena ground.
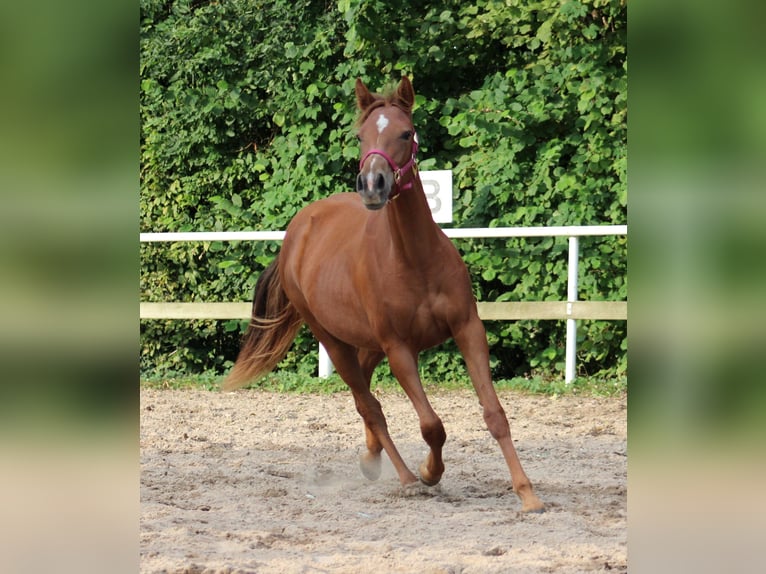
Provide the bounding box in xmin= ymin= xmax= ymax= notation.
xmin=140 ymin=387 xmax=626 ymax=573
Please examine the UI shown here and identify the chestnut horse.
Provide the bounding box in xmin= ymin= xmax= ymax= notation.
xmin=224 ymin=77 xmax=543 ymax=512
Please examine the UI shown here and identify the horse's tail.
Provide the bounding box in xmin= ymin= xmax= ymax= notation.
xmin=222 ymin=256 xmax=303 ymax=391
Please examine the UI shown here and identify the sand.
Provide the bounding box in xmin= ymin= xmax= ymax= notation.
xmin=140 ymin=387 xmax=626 ymax=573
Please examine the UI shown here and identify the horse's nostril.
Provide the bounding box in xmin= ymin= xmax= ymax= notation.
xmin=376 ymin=173 xmax=385 ymax=191
xmin=356 ymin=173 xmax=364 ymax=192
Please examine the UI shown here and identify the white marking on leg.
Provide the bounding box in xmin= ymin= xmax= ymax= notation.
xmin=376 ymin=114 xmax=389 ymax=134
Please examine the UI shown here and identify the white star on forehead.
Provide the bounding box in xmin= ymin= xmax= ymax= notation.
xmin=376 ymin=114 xmax=389 ymax=134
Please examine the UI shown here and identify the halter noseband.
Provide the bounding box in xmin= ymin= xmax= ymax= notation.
xmin=358 ymin=133 xmax=419 ymax=198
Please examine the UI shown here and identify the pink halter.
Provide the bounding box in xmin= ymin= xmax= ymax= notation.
xmin=358 ymin=133 xmax=419 ymax=197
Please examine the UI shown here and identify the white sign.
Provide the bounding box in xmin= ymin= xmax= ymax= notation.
xmin=420 ymin=170 xmax=453 ymax=223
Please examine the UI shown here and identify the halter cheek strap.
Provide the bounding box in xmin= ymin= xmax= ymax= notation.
xmin=359 ymin=133 xmax=419 ymax=197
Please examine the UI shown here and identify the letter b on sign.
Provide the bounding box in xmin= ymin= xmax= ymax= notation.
xmin=420 ymin=170 xmax=452 ymax=223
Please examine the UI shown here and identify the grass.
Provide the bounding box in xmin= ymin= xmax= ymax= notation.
xmin=140 ymin=369 xmax=626 ymax=398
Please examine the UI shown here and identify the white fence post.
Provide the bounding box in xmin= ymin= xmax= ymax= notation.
xmin=318 ymin=343 xmax=334 ymax=378
xmin=565 ymin=236 xmax=579 ymax=384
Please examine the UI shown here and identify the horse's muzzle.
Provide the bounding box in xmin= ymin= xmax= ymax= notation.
xmin=356 ymin=169 xmax=393 ymax=210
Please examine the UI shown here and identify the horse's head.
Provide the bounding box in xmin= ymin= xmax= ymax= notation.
xmin=354 ymin=77 xmax=418 ymax=210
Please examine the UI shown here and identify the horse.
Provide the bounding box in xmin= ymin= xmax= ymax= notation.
xmin=223 ymin=76 xmax=544 ymax=512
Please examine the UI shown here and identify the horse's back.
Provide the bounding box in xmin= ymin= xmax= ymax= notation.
xmin=281 ymin=192 xmax=370 ymax=281
xmin=281 ymin=193 xmax=366 ymax=265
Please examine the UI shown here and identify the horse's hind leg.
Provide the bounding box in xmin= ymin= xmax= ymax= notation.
xmin=357 ymin=349 xmax=385 ymax=480
xmin=318 ymin=338 xmax=418 ymax=485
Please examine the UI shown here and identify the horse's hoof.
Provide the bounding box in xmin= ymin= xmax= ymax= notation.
xmin=418 ymin=461 xmax=443 ymax=487
xmin=520 ymin=496 xmax=545 ymax=513
xmin=359 ymin=453 xmax=382 ymax=481
xmin=515 ymin=482 xmax=544 ymax=513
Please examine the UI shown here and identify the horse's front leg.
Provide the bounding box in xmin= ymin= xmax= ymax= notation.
xmin=453 ymin=316 xmax=545 ymax=513
xmin=386 ymin=346 xmax=447 ymax=486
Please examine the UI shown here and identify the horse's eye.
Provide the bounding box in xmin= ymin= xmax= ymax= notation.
xmin=400 ymin=131 xmax=412 ymax=140
xmin=355 ymin=134 xmax=362 ymax=142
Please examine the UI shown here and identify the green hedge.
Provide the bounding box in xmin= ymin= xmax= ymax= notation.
xmin=140 ymin=0 xmax=627 ymax=382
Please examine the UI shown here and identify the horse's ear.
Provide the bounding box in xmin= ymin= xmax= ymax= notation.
xmin=355 ymin=78 xmax=376 ymax=111
xmin=394 ymin=76 xmax=415 ymax=112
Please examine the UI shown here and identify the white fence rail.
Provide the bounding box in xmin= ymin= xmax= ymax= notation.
xmin=140 ymin=225 xmax=627 ymax=383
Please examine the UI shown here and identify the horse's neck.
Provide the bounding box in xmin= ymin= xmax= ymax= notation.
xmin=385 ymin=173 xmax=442 ymax=265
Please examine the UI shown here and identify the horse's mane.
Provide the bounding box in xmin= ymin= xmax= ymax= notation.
xmin=355 ymin=91 xmax=411 ymax=127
